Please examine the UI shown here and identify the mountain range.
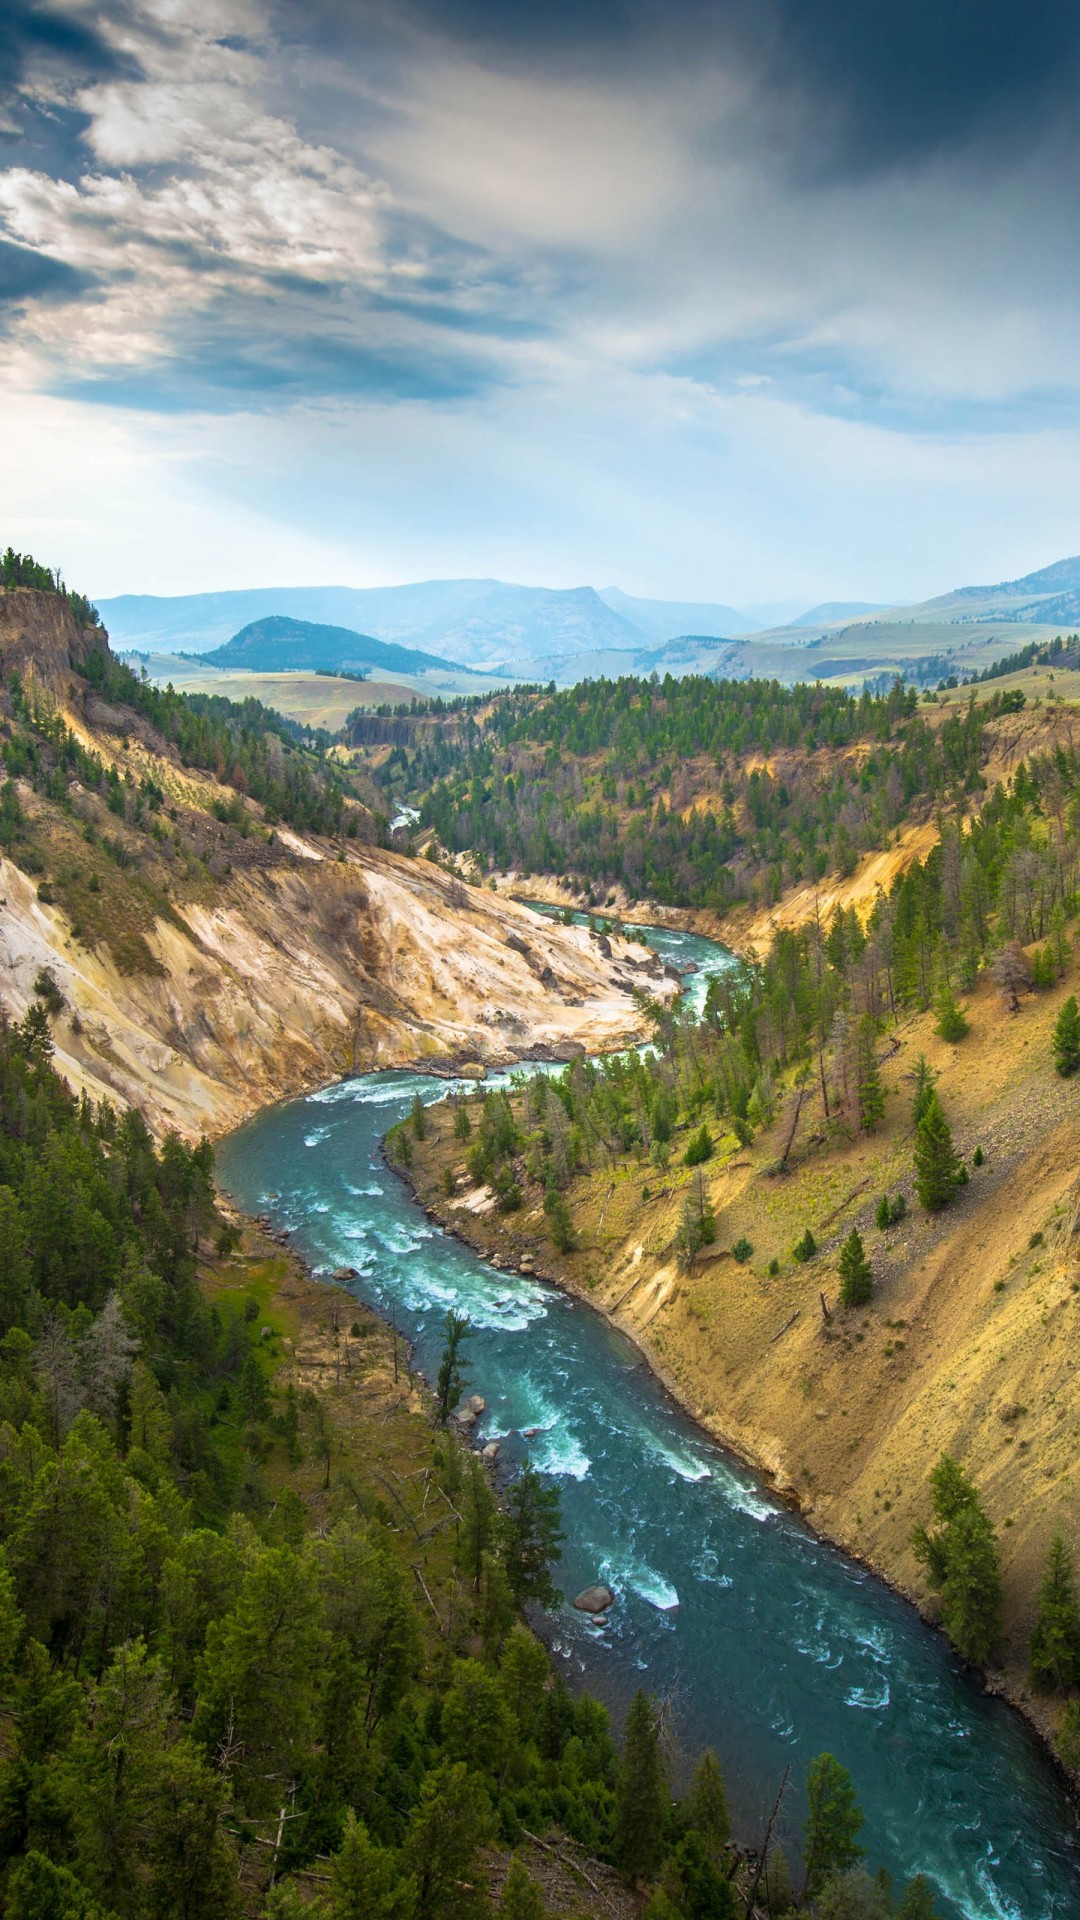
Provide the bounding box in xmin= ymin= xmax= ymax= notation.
xmin=97 ymin=551 xmax=1080 ymax=686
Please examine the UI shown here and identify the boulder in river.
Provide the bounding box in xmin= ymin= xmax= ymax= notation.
xmin=453 ymin=1406 xmax=477 ymax=1428
xmin=574 ymin=1584 xmax=615 ymax=1614
xmin=333 ymin=1266 xmax=360 ymax=1281
xmin=467 ymin=1394 xmax=486 ymax=1415
xmin=481 ymin=1442 xmax=501 ymax=1461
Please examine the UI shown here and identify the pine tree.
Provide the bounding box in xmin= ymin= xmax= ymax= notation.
xmin=499 ymin=1463 xmax=564 ymax=1609
xmin=403 ymin=1760 xmax=493 ymax=1920
xmin=655 ymin=1832 xmax=736 ymax=1919
xmin=498 ymin=1859 xmax=546 ymax=1920
xmin=838 ymin=1228 xmax=873 ymax=1308
xmin=686 ymin=1747 xmax=731 ymax=1864
xmin=911 ymin=1455 xmax=1002 ymax=1665
xmin=411 ymin=1093 xmax=427 ymax=1141
xmin=856 ymin=1017 xmax=885 ymax=1131
xmin=435 ymin=1311 xmax=469 ymax=1425
xmin=913 ymin=1094 xmax=963 ymax=1212
xmin=613 ymin=1690 xmax=666 ymax=1884
xmin=801 ymin=1752 xmax=865 ymax=1899
xmin=898 ymin=1874 xmax=944 ymax=1919
xmin=1053 ymin=995 xmax=1080 ymax=1077
xmin=326 ymin=1813 xmax=417 ymax=1920
xmin=910 ymin=1055 xmax=937 ymax=1126
xmin=1029 ymin=1534 xmax=1080 ymax=1691
xmin=934 ymin=982 xmax=969 ymax=1042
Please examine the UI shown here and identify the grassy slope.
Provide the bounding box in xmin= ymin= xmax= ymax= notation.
xmin=407 ymin=954 xmax=1080 ymax=1747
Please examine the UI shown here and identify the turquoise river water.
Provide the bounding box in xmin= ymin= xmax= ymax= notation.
xmin=217 ymin=918 xmax=1079 ymax=1919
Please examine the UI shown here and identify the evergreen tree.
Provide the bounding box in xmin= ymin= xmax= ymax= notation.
xmin=326 ymin=1813 xmax=417 ymax=1920
xmin=498 ymin=1627 xmax=551 ymax=1738
xmin=655 ymin=1831 xmax=736 ymax=1919
xmin=440 ymin=1658 xmax=516 ymax=1781
xmin=913 ymin=1094 xmax=964 ymax=1212
xmin=856 ymin=1018 xmax=885 ymax=1132
xmin=1052 ymin=995 xmax=1080 ymax=1077
xmin=435 ymin=1311 xmax=469 ymax=1425
xmin=934 ymin=982 xmax=969 ymax=1042
xmin=802 ymin=1752 xmax=865 ymax=1899
xmin=898 ymin=1875 xmax=944 ymax=1919
xmin=411 ymin=1093 xmax=427 ymax=1141
xmin=813 ymin=1869 xmax=890 ymax=1918
xmin=459 ymin=1455 xmax=499 ymax=1590
xmin=193 ymin=1546 xmax=326 ymax=1814
xmin=911 ymin=1455 xmax=1002 ymax=1665
xmin=499 ymin=1463 xmax=564 ymax=1609
xmin=498 ymin=1859 xmax=546 ymax=1920
xmin=453 ymin=1101 xmax=471 ymax=1141
xmin=1029 ymin=1534 xmax=1080 ymax=1691
xmin=910 ymin=1055 xmax=937 ymax=1126
xmin=403 ymin=1760 xmax=493 ymax=1920
xmin=838 ymin=1228 xmax=873 ymax=1308
xmin=613 ymin=1690 xmax=667 ymax=1884
xmin=543 ymin=1186 xmax=576 ymax=1252
xmin=686 ymin=1747 xmax=731 ymax=1864
xmin=761 ymin=1848 xmax=796 ymax=1916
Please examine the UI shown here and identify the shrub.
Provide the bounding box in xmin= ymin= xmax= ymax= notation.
xmin=731 ymin=1236 xmax=753 ymax=1264
xmin=792 ymin=1228 xmax=817 ymax=1263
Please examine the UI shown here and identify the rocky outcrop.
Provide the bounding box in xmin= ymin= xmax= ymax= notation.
xmin=0 ymin=589 xmax=107 ymax=691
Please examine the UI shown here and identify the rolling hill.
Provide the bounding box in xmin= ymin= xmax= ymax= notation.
xmin=202 ymin=614 xmax=464 ymax=677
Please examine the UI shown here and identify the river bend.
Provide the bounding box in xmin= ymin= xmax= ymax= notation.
xmin=218 ymin=922 xmax=1079 ymax=1920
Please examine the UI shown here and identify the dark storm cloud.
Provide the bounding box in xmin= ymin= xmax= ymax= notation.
xmin=379 ymin=0 xmax=1080 ymax=174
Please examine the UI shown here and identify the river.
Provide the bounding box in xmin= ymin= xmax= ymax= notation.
xmin=217 ymin=917 xmax=1079 ymax=1919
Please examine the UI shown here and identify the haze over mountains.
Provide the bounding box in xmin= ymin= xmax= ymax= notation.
xmin=99 ymin=551 xmax=1080 ymax=688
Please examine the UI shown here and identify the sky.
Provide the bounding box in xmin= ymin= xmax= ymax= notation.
xmin=2 ymin=0 xmax=1080 ymax=606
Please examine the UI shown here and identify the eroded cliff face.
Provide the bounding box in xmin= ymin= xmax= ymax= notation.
xmin=1 ymin=847 xmax=668 ymax=1139
xmin=0 ymin=588 xmax=107 ymax=687
xmin=0 ymin=592 xmax=674 ymax=1138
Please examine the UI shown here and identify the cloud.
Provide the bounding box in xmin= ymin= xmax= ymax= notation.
xmin=1 ymin=1 xmax=1080 ymax=599
xmin=391 ymin=0 xmax=1080 ymax=174
xmin=0 ymin=234 xmax=91 ymax=305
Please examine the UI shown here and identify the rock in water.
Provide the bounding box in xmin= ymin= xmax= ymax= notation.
xmin=467 ymin=1394 xmax=486 ymax=1414
xmin=574 ymin=1584 xmax=615 ymax=1614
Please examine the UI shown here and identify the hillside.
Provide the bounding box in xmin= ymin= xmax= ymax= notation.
xmin=0 ymin=586 xmax=672 ymax=1139
xmin=203 ymin=613 xmax=464 ymax=677
xmin=406 ymin=954 xmax=1080 ymax=1748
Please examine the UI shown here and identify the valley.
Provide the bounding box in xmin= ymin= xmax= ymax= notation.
xmin=5 ymin=566 xmax=1080 ymax=1918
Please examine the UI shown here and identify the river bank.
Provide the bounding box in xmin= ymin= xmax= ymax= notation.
xmin=397 ymin=1049 xmax=1080 ymax=1798
xmin=218 ymin=1053 xmax=1080 ymax=1918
